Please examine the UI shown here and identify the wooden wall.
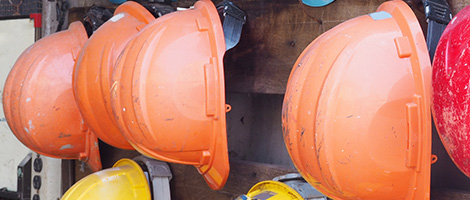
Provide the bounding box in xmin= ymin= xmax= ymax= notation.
xmin=69 ymin=0 xmax=470 ymax=199
xmin=222 ymin=0 xmax=468 ymax=94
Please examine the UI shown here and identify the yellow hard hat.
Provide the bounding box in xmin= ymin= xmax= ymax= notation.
xmin=237 ymin=173 xmax=327 ymax=200
xmin=61 ymin=159 xmax=151 ymax=200
xmin=236 ymin=181 xmax=304 ymax=200
xmin=237 ymin=181 xmax=304 ymax=200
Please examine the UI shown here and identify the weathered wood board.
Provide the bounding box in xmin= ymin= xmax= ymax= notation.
xmin=169 ymin=160 xmax=297 ymax=200
xmin=222 ymin=0 xmax=468 ymax=94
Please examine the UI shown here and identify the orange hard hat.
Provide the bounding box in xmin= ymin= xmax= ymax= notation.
xmin=73 ymin=1 xmax=154 ymax=150
xmin=282 ymin=1 xmax=432 ymax=199
xmin=2 ymin=22 xmax=101 ymax=171
xmin=111 ymin=0 xmax=229 ymax=190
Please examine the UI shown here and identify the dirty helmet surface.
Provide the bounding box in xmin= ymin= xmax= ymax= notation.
xmin=432 ymin=4 xmax=470 ymax=179
xmin=73 ymin=1 xmax=154 ymax=150
xmin=282 ymin=1 xmax=432 ymax=199
xmin=111 ymin=0 xmax=230 ymax=190
xmin=3 ymin=22 xmax=101 ymax=171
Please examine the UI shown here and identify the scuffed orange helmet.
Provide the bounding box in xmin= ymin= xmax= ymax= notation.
xmin=73 ymin=1 xmax=154 ymax=150
xmin=282 ymin=1 xmax=432 ymax=199
xmin=3 ymin=22 xmax=101 ymax=171
xmin=111 ymin=0 xmax=229 ymax=190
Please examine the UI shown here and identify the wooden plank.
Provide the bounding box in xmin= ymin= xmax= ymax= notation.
xmin=225 ymin=93 xmax=294 ymax=167
xmin=431 ymin=189 xmax=470 ymax=199
xmin=61 ymin=160 xmax=75 ymax=195
xmin=169 ymin=160 xmax=297 ymax=200
xmin=68 ymin=0 xmax=114 ymax=8
xmin=449 ymin=0 xmax=470 ymax=13
xmin=223 ymin=0 xmax=385 ymax=94
xmin=223 ymin=0 xmax=466 ymax=94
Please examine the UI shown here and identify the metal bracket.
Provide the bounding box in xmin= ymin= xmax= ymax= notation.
xmin=134 ymin=156 xmax=172 ymax=200
xmin=273 ymin=173 xmax=327 ymax=200
xmin=423 ymin=0 xmax=452 ymax=24
xmin=216 ymin=1 xmax=247 ymax=51
xmin=422 ymin=0 xmax=452 ymax=60
xmin=141 ymin=3 xmax=175 ymax=18
xmin=0 ymin=153 xmax=32 ymax=200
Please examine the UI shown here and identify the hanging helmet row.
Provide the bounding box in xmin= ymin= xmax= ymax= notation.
xmin=4 ymin=0 xmax=470 ymax=199
xmin=3 ymin=0 xmax=233 ymax=190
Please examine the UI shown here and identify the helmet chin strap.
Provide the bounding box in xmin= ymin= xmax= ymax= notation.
xmin=422 ymin=0 xmax=452 ymax=61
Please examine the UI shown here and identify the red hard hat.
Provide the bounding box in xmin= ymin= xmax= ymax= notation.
xmin=282 ymin=1 xmax=432 ymax=199
xmin=111 ymin=0 xmax=229 ymax=190
xmin=73 ymin=1 xmax=154 ymax=150
xmin=432 ymin=4 xmax=470 ymax=178
xmin=3 ymin=22 xmax=101 ymax=171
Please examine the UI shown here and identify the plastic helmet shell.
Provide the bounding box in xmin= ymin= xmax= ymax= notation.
xmin=2 ymin=22 xmax=101 ymax=171
xmin=73 ymin=1 xmax=154 ymax=150
xmin=61 ymin=159 xmax=151 ymax=200
xmin=302 ymin=0 xmax=334 ymax=7
xmin=432 ymin=5 xmax=470 ymax=178
xmin=282 ymin=1 xmax=431 ymax=199
xmin=111 ymin=0 xmax=229 ymax=190
xmin=241 ymin=181 xmax=304 ymax=200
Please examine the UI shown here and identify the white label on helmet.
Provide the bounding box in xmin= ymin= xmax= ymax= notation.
xmin=109 ymin=13 xmax=125 ymax=22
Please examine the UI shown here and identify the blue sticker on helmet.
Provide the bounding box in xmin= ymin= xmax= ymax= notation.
xmin=369 ymin=11 xmax=392 ymax=21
